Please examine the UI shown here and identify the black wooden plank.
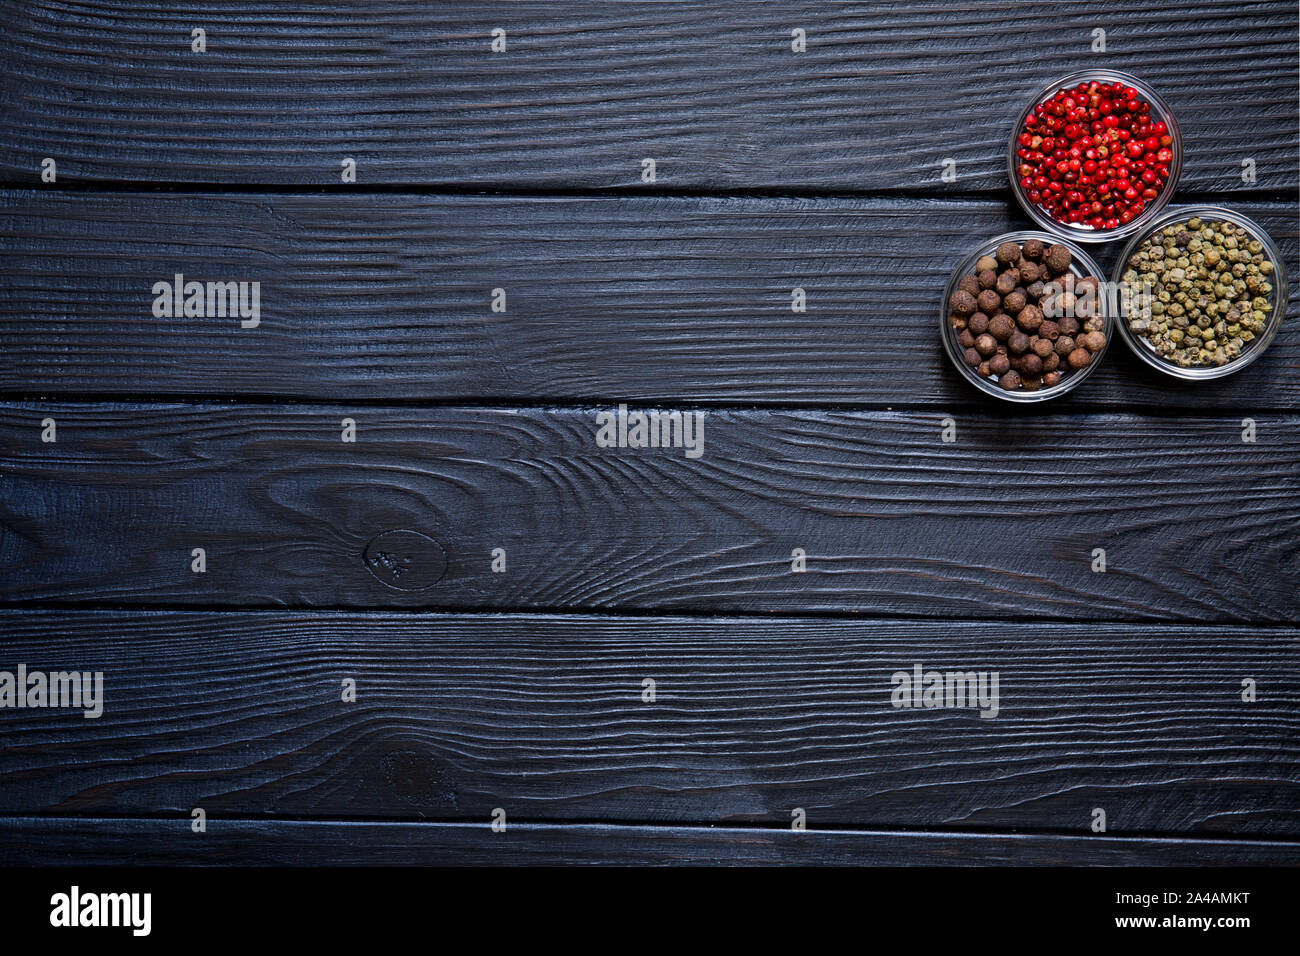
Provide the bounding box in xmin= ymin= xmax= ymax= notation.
xmin=1 ymin=193 xmax=1296 ymax=408
xmin=0 ymin=611 xmax=1296 ymax=835
xmin=2 ymin=404 xmax=1297 ymax=620
xmin=0 ymin=2 xmax=1295 ymax=191
xmin=1 ymin=817 xmax=1296 ymax=866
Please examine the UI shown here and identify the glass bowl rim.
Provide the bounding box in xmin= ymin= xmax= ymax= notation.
xmin=1109 ymin=204 xmax=1290 ymax=380
xmin=941 ymin=230 xmax=1113 ymax=403
xmin=1006 ymin=69 xmax=1183 ymax=244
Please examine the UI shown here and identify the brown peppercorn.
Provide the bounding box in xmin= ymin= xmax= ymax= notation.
xmin=1026 ymin=280 xmax=1045 ymax=300
xmin=988 ymin=313 xmax=1014 ymax=340
xmin=978 ymin=269 xmax=998 ymax=290
xmin=1032 ymin=336 xmax=1054 ymax=359
xmin=967 ymin=312 xmax=990 ymax=335
xmin=975 ymin=333 xmax=997 ymax=357
xmin=1017 ymin=304 xmax=1043 ymax=333
xmin=975 ymin=254 xmax=998 ymax=273
xmin=1020 ymin=352 xmax=1043 ymax=376
xmin=976 ymin=289 xmax=1001 ymax=314
xmin=957 ymin=329 xmax=975 ymax=349
xmin=1042 ymin=371 xmax=1061 ymax=387
xmin=950 ymin=313 xmax=967 ymax=330
xmin=1041 ymin=351 xmax=1060 ymax=372
xmin=1045 ymin=244 xmax=1071 ymax=273
xmin=999 ymin=370 xmax=1022 ymax=390
xmin=964 ymin=347 xmax=981 ymax=367
xmin=1054 ymin=335 xmax=1075 ymax=356
xmin=1081 ymin=330 xmax=1106 ymax=352
xmin=1067 ymin=347 xmax=1091 ymax=370
xmin=1018 ymin=260 xmax=1041 ymax=284
xmin=1020 ymin=374 xmax=1042 ymax=391
xmin=989 ymin=353 xmax=1010 ymax=376
xmin=995 ymin=241 xmax=1021 ymax=266
xmin=1022 ymin=239 xmax=1045 ymax=262
xmin=1008 ymin=330 xmax=1030 ymax=354
xmin=977 ymin=359 xmax=992 ymax=377
xmin=958 ymin=274 xmax=980 ymax=296
xmin=1058 ymin=315 xmax=1079 ymax=337
xmin=1002 ymin=290 xmax=1027 ymax=316
xmin=949 ymin=290 xmax=977 ymax=315
xmin=1038 ymin=319 xmax=1060 ymax=341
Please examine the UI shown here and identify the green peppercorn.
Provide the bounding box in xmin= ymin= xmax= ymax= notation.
xmin=1119 ymin=216 xmax=1278 ymax=369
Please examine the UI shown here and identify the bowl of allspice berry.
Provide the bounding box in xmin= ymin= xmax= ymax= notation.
xmin=943 ymin=233 xmax=1111 ymax=401
xmin=1113 ymin=206 xmax=1288 ymax=379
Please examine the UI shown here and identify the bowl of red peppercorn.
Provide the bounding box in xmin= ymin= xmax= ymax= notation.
xmin=943 ymin=232 xmax=1111 ymax=401
xmin=1010 ymin=70 xmax=1181 ymax=242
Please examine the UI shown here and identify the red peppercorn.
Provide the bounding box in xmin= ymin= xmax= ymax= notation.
xmin=1016 ymin=80 xmax=1171 ymax=230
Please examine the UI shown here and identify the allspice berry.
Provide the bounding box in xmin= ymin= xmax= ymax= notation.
xmin=988 ymin=313 xmax=1014 ymax=340
xmin=1045 ymin=243 xmax=1071 ymax=273
xmin=1017 ymin=304 xmax=1043 ymax=333
xmin=996 ymin=241 xmax=1022 ymax=265
xmin=949 ymin=290 xmax=977 ymax=315
xmin=949 ymin=238 xmax=1106 ymax=393
xmin=1067 ymin=347 xmax=1092 ymax=370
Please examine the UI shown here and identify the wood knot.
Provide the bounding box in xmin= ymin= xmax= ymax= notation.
xmin=362 ymin=530 xmax=447 ymax=590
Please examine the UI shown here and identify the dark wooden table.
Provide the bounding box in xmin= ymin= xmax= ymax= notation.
xmin=1 ymin=1 xmax=1297 ymax=866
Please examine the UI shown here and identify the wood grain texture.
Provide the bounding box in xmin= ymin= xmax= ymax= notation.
xmin=2 ymin=404 xmax=1297 ymax=620
xmin=0 ymin=612 xmax=1296 ymax=834
xmin=0 ymin=2 xmax=1295 ymax=190
xmin=1 ymin=192 xmax=1296 ymax=408
xmin=2 ymin=817 xmax=1296 ymax=866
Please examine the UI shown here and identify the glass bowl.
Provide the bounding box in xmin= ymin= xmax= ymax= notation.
xmin=941 ymin=231 xmax=1112 ymax=402
xmin=1111 ymin=205 xmax=1288 ymax=380
xmin=1008 ymin=69 xmax=1182 ymax=243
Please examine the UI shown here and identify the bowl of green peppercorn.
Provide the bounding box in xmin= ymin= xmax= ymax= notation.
xmin=1113 ymin=206 xmax=1288 ymax=379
